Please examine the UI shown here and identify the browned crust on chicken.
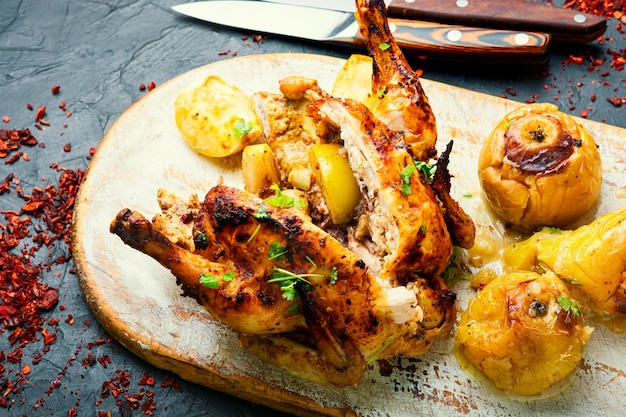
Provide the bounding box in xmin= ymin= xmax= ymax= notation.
xmin=355 ymin=0 xmax=437 ymax=161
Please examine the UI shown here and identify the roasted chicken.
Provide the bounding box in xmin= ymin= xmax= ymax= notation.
xmin=110 ymin=0 xmax=474 ymax=387
xmin=111 ymin=185 xmax=456 ymax=386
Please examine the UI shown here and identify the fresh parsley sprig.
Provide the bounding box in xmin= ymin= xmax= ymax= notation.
xmin=264 ymin=184 xmax=306 ymax=209
xmin=557 ymin=294 xmax=581 ymax=317
xmin=199 ymin=271 xmax=236 ymax=289
xmin=268 ymin=267 xmax=322 ymax=301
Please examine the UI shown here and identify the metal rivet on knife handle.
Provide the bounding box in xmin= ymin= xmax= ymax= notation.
xmin=574 ymin=14 xmax=587 ymax=23
xmin=456 ymin=0 xmax=469 ymax=8
xmin=514 ymin=33 xmax=530 ymax=46
xmin=446 ymin=30 xmax=462 ymax=42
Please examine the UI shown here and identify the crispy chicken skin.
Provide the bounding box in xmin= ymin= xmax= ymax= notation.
xmin=111 ymin=185 xmax=456 ymax=386
xmin=306 ymin=97 xmax=453 ymax=284
xmin=355 ymin=0 xmax=437 ymax=161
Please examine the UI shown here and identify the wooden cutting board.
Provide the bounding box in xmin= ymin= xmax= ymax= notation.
xmin=72 ymin=53 xmax=626 ymax=417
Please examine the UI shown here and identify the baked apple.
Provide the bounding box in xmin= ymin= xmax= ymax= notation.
xmin=456 ymin=270 xmax=593 ymax=396
xmin=478 ymin=103 xmax=602 ymax=230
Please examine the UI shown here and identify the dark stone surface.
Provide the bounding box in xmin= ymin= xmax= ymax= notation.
xmin=0 ymin=0 xmax=624 ymax=416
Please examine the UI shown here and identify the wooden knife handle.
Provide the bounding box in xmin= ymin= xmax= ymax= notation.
xmin=387 ymin=0 xmax=606 ymax=43
xmin=353 ymin=19 xmax=551 ymax=64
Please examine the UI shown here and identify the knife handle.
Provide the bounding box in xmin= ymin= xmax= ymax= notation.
xmin=352 ymin=19 xmax=550 ymax=64
xmin=387 ymin=0 xmax=606 ymax=43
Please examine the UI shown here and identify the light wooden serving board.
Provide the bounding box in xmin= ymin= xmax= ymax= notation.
xmin=72 ymin=54 xmax=626 ymax=417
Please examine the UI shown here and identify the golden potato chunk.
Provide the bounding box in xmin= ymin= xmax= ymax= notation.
xmin=174 ymin=75 xmax=262 ymax=158
xmin=456 ymin=270 xmax=593 ymax=397
xmin=478 ymin=103 xmax=602 ymax=230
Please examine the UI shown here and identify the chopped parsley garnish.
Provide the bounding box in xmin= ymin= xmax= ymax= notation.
xmin=268 ymin=241 xmax=288 ymax=261
xmin=420 ymin=225 xmax=427 ymax=234
xmin=199 ymin=271 xmax=236 ymax=289
xmin=542 ymin=226 xmax=562 ymax=234
xmin=414 ymin=161 xmax=436 ymax=184
xmin=377 ymin=87 xmax=387 ymax=98
xmin=329 ymin=266 xmax=338 ymax=285
xmin=462 ymin=192 xmax=473 ymax=198
xmin=252 ymin=203 xmax=269 ymax=219
xmin=379 ymin=42 xmax=391 ymax=51
xmin=233 ymin=118 xmax=253 ymax=139
xmin=247 ymin=224 xmax=261 ymax=243
xmin=366 ymin=336 xmax=394 ymax=364
xmin=557 ymin=295 xmax=581 ymax=317
xmin=268 ymin=267 xmax=321 ymax=301
xmin=264 ymin=184 xmax=306 ymax=209
xmin=399 ymin=163 xmax=416 ymax=195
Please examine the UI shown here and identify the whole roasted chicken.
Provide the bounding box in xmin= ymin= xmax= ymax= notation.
xmin=110 ymin=0 xmax=474 ymax=386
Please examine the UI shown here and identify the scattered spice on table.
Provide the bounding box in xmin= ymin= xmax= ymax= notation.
xmin=0 ymin=106 xmax=184 ymax=414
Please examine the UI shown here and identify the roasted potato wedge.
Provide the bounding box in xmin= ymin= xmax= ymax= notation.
xmin=175 ymin=75 xmax=262 ymax=158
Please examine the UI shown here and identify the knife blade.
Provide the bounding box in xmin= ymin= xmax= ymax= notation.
xmin=261 ymin=0 xmax=606 ymax=43
xmin=172 ymin=1 xmax=550 ymax=64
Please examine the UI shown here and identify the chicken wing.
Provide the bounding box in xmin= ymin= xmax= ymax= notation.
xmin=355 ymin=0 xmax=437 ymax=162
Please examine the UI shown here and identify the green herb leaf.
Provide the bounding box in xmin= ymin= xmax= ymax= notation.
xmin=542 ymin=226 xmax=562 ymax=234
xmin=268 ymin=267 xmax=322 ymax=302
xmin=399 ymin=163 xmax=416 ymax=195
xmin=377 ymin=87 xmax=387 ymax=98
xmin=462 ymin=192 xmax=473 ymax=198
xmin=379 ymin=42 xmax=391 ymax=51
xmin=247 ymin=224 xmax=261 ymax=243
xmin=222 ymin=271 xmax=236 ymax=282
xmin=268 ymin=241 xmax=288 ymax=261
xmin=420 ymin=225 xmax=427 ymax=234
xmin=264 ymin=184 xmax=306 ymax=209
xmin=233 ymin=118 xmax=253 ymax=139
xmin=329 ymin=266 xmax=338 ymax=285
xmin=252 ymin=203 xmax=269 ymax=219
xmin=199 ymin=272 xmax=236 ymax=288
xmin=199 ymin=273 xmax=219 ymax=289
xmin=557 ymin=295 xmax=581 ymax=317
xmin=413 ymin=161 xmax=436 ymax=184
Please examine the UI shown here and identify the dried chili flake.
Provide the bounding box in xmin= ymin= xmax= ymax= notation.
xmin=2 ymin=117 xmax=9 ymax=124
xmin=35 ymin=106 xmax=46 ymax=122
xmin=51 ymin=85 xmax=61 ymax=95
xmin=148 ymin=81 xmax=156 ymax=91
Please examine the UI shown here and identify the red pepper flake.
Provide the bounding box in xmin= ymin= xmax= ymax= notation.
xmin=505 ymin=87 xmax=518 ymax=96
xmin=147 ymin=81 xmax=156 ymax=91
xmin=59 ymin=101 xmax=67 ymax=111
xmin=51 ymin=85 xmax=61 ymax=95
xmin=218 ymin=49 xmax=230 ymax=55
xmin=2 ymin=116 xmax=9 ymax=123
xmin=607 ymin=96 xmax=626 ymax=107
xmin=580 ymin=109 xmax=589 ymax=118
xmin=63 ymin=143 xmax=72 ymax=152
xmin=35 ymin=106 xmax=46 ymax=122
xmin=26 ymin=103 xmax=33 ymax=111
xmin=138 ymin=83 xmax=146 ymax=91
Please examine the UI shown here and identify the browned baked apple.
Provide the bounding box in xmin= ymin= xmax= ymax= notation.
xmin=456 ymin=270 xmax=593 ymax=396
xmin=478 ymin=103 xmax=602 ymax=230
